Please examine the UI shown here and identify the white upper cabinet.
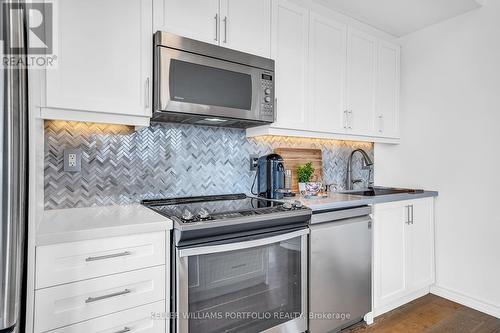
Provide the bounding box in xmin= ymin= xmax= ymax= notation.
xmin=247 ymin=1 xmax=401 ymax=143
xmin=154 ymin=0 xmax=220 ymax=45
xmin=155 ymin=0 xmax=272 ymax=57
xmin=346 ymin=28 xmax=377 ymax=136
xmin=308 ymin=13 xmax=347 ymax=133
xmin=376 ymin=41 xmax=401 ymax=138
xmin=43 ymin=0 xmax=152 ymax=126
xmin=220 ymin=0 xmax=271 ymax=58
xmin=271 ymin=0 xmax=309 ymax=130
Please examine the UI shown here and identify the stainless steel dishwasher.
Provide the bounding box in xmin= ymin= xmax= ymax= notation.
xmin=309 ymin=206 xmax=372 ymax=333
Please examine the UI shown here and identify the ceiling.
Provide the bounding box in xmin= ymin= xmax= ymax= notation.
xmin=312 ymin=0 xmax=481 ymax=37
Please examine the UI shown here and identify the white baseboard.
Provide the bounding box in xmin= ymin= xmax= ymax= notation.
xmin=373 ymin=286 xmax=430 ymax=317
xmin=431 ymin=285 xmax=500 ymax=319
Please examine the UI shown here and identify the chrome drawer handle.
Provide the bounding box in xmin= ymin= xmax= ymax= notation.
xmin=114 ymin=327 xmax=131 ymax=333
xmin=85 ymin=288 xmax=131 ymax=303
xmin=85 ymin=251 xmax=131 ymax=262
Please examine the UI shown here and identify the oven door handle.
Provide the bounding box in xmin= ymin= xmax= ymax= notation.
xmin=178 ymin=228 xmax=309 ymax=257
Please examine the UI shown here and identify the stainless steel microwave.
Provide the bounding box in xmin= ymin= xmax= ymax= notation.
xmin=153 ymin=32 xmax=275 ymax=128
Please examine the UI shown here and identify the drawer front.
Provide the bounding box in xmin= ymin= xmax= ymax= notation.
xmin=34 ymin=266 xmax=165 ymax=333
xmin=48 ymin=301 xmax=166 ymax=333
xmin=36 ymin=232 xmax=165 ymax=289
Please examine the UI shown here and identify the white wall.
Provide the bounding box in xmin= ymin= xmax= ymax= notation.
xmin=375 ymin=0 xmax=499 ymax=317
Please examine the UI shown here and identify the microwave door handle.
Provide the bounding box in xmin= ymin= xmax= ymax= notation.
xmin=178 ymin=228 xmax=309 ymax=257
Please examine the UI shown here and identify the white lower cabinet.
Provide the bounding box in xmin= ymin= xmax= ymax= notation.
xmin=373 ymin=197 xmax=435 ymax=316
xmin=36 ymin=232 xmax=166 ymax=289
xmin=34 ymin=266 xmax=165 ymax=333
xmin=33 ymin=232 xmax=170 ymax=333
xmin=47 ymin=301 xmax=166 ymax=333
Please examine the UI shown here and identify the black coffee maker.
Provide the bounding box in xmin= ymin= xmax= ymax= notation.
xmin=257 ymin=153 xmax=288 ymax=199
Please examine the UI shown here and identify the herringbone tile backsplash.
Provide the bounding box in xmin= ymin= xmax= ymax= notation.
xmin=44 ymin=121 xmax=373 ymax=210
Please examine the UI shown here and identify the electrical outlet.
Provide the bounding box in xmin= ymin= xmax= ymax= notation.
xmin=64 ymin=149 xmax=81 ymax=172
xmin=250 ymin=155 xmax=259 ymax=171
xmin=68 ymin=153 xmax=77 ymax=167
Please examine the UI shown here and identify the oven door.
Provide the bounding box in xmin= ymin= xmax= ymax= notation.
xmin=176 ymin=228 xmax=308 ymax=333
xmin=156 ymin=47 xmax=274 ymax=123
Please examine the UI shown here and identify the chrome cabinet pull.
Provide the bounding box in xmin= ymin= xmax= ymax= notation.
xmin=348 ymin=110 xmax=353 ymax=129
xmin=145 ymin=77 xmax=150 ymax=109
xmin=85 ymin=289 xmax=131 ymax=303
xmin=223 ymin=16 xmax=228 ymax=43
xmin=214 ymin=14 xmax=219 ymax=42
xmin=378 ymin=114 xmax=383 ymax=133
xmin=405 ymin=205 xmax=414 ymax=224
xmin=85 ymin=251 xmax=131 ymax=262
xmin=113 ymin=327 xmax=131 ymax=333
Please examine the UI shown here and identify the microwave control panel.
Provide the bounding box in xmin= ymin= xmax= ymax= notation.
xmin=260 ymin=73 xmax=274 ymax=118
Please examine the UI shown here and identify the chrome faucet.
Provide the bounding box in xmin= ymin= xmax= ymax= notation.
xmin=346 ymin=149 xmax=374 ymax=190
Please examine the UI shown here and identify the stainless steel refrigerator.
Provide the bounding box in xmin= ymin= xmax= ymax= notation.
xmin=1 ymin=0 xmax=29 ymax=332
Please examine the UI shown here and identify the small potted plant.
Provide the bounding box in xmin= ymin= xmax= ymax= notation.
xmin=297 ymin=162 xmax=319 ymax=195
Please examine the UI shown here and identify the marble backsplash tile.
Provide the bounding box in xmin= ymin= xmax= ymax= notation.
xmin=44 ymin=121 xmax=373 ymax=209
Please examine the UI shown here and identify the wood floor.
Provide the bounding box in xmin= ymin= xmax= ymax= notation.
xmin=345 ymin=294 xmax=500 ymax=333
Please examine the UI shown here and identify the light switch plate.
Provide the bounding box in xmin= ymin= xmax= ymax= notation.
xmin=64 ymin=148 xmax=81 ymax=172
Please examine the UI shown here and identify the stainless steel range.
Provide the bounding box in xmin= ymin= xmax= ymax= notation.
xmin=143 ymin=194 xmax=311 ymax=333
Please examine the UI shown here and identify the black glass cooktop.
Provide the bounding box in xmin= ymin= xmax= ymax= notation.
xmin=142 ymin=194 xmax=302 ymax=223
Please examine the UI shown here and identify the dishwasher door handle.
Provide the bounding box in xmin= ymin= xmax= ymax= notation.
xmin=311 ymin=206 xmax=372 ymax=224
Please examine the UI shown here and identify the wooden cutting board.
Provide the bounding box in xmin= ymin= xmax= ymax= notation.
xmin=274 ymin=148 xmax=323 ymax=193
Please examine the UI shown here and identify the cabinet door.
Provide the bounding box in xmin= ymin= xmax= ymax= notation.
xmin=308 ymin=13 xmax=347 ymax=133
xmin=220 ymin=0 xmax=271 ymax=58
xmin=45 ymin=0 xmax=152 ymax=117
xmin=154 ymin=0 xmax=220 ymax=44
xmin=346 ymin=28 xmax=377 ymax=136
xmin=408 ymin=198 xmax=434 ymax=290
xmin=376 ymin=41 xmax=400 ymax=138
xmin=374 ymin=202 xmax=408 ymax=308
xmin=272 ymin=0 xmax=309 ymax=130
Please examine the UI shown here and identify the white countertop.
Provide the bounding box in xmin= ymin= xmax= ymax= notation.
xmin=298 ymin=193 xmax=372 ymax=211
xmin=37 ymin=204 xmax=173 ymax=246
xmin=296 ymin=190 xmax=438 ymax=211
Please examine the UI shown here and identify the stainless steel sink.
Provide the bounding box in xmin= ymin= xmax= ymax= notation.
xmin=340 ymin=187 xmax=424 ymax=197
